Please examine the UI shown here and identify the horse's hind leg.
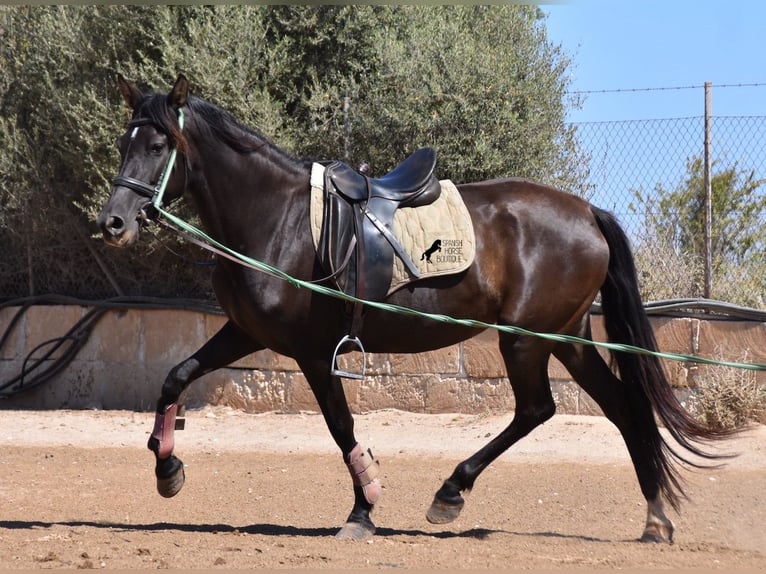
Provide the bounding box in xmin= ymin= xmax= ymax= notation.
xmin=552 ymin=329 xmax=675 ymax=543
xmin=427 ymin=333 xmax=556 ymax=524
xmin=148 ymin=320 xmax=262 ymax=498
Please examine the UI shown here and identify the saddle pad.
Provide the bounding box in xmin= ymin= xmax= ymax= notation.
xmin=310 ymin=163 xmax=476 ymax=295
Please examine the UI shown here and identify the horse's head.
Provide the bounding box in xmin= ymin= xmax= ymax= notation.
xmin=97 ymin=74 xmax=190 ymax=247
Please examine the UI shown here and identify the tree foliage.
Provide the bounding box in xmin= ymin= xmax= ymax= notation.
xmin=632 ymin=156 xmax=766 ymax=306
xmin=638 ymin=157 xmax=764 ymax=264
xmin=0 ymin=5 xmax=584 ymax=300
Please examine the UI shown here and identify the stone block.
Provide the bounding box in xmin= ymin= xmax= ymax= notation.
xmin=696 ymin=320 xmax=766 ymax=363
xmin=203 ymin=312 xmax=228 ymax=339
xmin=550 ymin=380 xmax=580 ymax=414
xmin=203 ymin=312 xmax=302 ymax=371
xmin=389 ymin=346 xmax=460 ymax=375
xmin=24 ymin=305 xmax=84 ymax=360
xmin=663 ymin=360 xmax=693 ymax=388
xmin=1 ymin=359 xmax=109 ymax=410
xmin=651 ymin=317 xmax=694 ymax=353
xmin=336 ymin=351 xmax=388 ymax=377
xmin=189 ymin=369 xmax=288 ymax=413
xmin=464 ymin=330 xmax=504 ymax=378
xmin=457 ymin=378 xmax=514 ymax=414
xmin=284 ymin=371 xmax=318 ymax=413
xmin=143 ymin=309 xmax=205 ymax=365
xmin=588 ymin=315 xmax=611 ymax=362
xmin=589 ymin=314 xmax=607 ymax=341
xmin=79 ymin=308 xmax=141 ymax=363
xmin=357 ymin=375 xmax=427 ymax=413
xmin=694 ymin=320 xmax=766 ymax=389
xmin=7 ymin=305 xmax=763 ymax=416
xmin=0 ymin=360 xmax=23 ymax=394
xmin=424 ymin=377 xmax=461 ymax=413
xmin=245 ymin=349 xmax=302 ymax=372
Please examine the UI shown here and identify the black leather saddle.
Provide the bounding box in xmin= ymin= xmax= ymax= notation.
xmin=316 ymin=148 xmax=441 ymax=376
xmin=317 ymin=147 xmax=441 ymax=305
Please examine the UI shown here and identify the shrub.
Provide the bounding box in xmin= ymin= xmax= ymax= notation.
xmin=687 ymin=351 xmax=766 ymax=430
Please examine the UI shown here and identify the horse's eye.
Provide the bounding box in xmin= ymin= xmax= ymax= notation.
xmin=150 ymin=142 xmax=165 ymax=154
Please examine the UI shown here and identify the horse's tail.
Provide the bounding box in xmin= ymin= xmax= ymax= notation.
xmin=591 ymin=206 xmax=736 ymax=509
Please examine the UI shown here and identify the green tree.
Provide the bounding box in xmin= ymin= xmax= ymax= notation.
xmin=344 ymin=6 xmax=587 ymax=190
xmin=0 ymin=5 xmax=585 ymax=300
xmin=632 ymin=156 xmax=766 ymax=306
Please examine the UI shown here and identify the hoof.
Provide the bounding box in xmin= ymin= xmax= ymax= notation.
xmin=336 ymin=521 xmax=375 ymax=541
xmin=156 ymin=459 xmax=185 ymax=498
xmin=640 ymin=521 xmax=674 ymax=544
xmin=426 ymin=497 xmax=464 ymax=524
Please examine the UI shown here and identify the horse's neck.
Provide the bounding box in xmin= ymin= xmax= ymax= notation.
xmin=189 ymin=139 xmax=309 ymax=248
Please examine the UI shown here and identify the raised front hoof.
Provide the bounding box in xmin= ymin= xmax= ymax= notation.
xmin=335 ymin=521 xmax=376 ymax=541
xmin=426 ymin=497 xmax=465 ymax=524
xmin=155 ymin=455 xmax=185 ymax=498
xmin=639 ymin=522 xmax=674 ymax=544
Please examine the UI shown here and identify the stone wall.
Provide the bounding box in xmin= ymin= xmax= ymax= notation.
xmin=0 ymin=305 xmax=763 ymax=415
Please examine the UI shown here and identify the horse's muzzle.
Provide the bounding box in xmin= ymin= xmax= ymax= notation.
xmin=98 ymin=193 xmax=159 ymax=246
xmin=98 ymin=210 xmax=143 ymax=247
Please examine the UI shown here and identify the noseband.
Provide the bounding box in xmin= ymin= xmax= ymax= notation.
xmin=112 ymin=108 xmax=187 ymax=220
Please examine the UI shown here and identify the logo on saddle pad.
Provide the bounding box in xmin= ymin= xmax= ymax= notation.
xmin=421 ymin=239 xmax=442 ymax=263
xmin=422 ymin=238 xmax=467 ymax=265
xmin=309 ymin=163 xmax=476 ymax=296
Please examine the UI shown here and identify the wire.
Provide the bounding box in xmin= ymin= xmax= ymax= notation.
xmin=0 ymin=295 xmax=224 ymax=398
xmin=568 ymin=82 xmax=766 ymax=96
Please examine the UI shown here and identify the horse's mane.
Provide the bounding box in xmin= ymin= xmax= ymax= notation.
xmin=134 ymin=89 xmax=304 ymax=169
xmin=185 ymin=96 xmax=271 ymax=155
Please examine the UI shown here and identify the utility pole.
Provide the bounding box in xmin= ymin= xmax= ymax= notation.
xmin=703 ymin=81 xmax=712 ymax=299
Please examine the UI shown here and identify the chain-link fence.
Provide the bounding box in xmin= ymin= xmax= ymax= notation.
xmin=578 ymin=115 xmax=766 ymax=236
xmin=2 ymin=87 xmax=765 ymax=309
xmin=575 ymin=110 xmax=766 ymax=308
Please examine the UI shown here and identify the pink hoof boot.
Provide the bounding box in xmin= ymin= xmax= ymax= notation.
xmin=346 ymin=443 xmax=382 ymax=506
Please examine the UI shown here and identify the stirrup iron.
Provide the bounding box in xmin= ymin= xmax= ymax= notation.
xmin=330 ymin=335 xmax=367 ymax=380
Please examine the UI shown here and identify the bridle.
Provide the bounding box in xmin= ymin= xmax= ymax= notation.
xmin=111 ymin=108 xmax=187 ymax=222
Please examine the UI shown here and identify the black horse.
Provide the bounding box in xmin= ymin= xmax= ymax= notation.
xmin=97 ymin=75 xmax=732 ymax=542
xmin=420 ymin=239 xmax=442 ymax=263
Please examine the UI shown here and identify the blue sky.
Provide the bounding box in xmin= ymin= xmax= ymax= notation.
xmin=542 ymin=0 xmax=766 ymax=122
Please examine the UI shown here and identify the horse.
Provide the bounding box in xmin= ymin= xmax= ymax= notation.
xmin=97 ymin=74 xmax=733 ymax=543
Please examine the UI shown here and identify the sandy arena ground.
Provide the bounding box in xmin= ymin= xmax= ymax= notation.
xmin=0 ymin=407 xmax=764 ymax=569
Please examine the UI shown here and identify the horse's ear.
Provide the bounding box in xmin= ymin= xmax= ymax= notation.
xmin=169 ymin=74 xmax=189 ymax=110
xmin=117 ymin=74 xmax=142 ymax=110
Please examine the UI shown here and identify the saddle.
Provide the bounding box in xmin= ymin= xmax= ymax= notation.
xmin=316 ymin=147 xmax=442 ymax=376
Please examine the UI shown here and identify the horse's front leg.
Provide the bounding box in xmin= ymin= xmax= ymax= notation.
xmin=148 ymin=320 xmax=262 ymax=498
xmin=298 ymin=357 xmax=381 ymax=540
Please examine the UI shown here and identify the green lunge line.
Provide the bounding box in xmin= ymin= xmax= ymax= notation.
xmin=159 ymin=208 xmax=765 ymax=373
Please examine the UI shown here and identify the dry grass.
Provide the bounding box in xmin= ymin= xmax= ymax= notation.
xmin=687 ymin=352 xmax=766 ymax=430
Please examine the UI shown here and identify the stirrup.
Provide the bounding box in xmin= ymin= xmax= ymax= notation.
xmin=330 ymin=335 xmax=367 ymax=380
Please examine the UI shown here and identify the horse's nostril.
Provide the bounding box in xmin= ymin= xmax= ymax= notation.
xmin=105 ymin=215 xmax=125 ymax=235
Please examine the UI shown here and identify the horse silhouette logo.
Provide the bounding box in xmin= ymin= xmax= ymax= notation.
xmin=420 ymin=239 xmax=442 ymax=263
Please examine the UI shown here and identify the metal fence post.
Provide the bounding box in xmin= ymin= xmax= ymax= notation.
xmin=703 ymin=81 xmax=713 ymax=299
